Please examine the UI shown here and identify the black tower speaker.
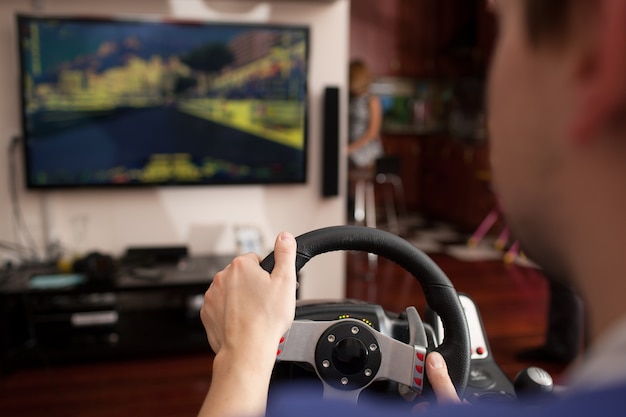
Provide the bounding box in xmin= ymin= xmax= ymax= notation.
xmin=322 ymin=86 xmax=340 ymax=197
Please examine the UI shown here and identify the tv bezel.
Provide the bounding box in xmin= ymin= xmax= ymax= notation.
xmin=16 ymin=13 xmax=310 ymax=190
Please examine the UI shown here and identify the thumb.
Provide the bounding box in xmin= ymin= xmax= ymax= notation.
xmin=426 ymin=352 xmax=462 ymax=405
xmin=269 ymin=232 xmax=297 ymax=283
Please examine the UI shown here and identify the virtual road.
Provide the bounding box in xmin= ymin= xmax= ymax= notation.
xmin=27 ymin=106 xmax=305 ymax=185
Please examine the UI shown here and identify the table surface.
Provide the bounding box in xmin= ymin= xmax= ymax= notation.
xmin=0 ymin=253 xmax=235 ymax=295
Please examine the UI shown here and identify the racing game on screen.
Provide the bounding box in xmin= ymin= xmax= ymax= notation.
xmin=18 ymin=15 xmax=309 ymax=187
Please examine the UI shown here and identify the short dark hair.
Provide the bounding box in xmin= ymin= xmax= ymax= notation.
xmin=524 ymin=0 xmax=574 ymax=45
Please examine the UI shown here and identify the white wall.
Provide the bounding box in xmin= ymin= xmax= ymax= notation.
xmin=0 ymin=0 xmax=350 ymax=299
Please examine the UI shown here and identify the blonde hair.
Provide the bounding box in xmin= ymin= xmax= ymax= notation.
xmin=349 ymin=60 xmax=372 ymax=95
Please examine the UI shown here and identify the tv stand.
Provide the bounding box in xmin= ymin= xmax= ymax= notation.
xmin=0 ymin=254 xmax=234 ymax=372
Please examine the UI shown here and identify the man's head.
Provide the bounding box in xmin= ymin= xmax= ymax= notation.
xmin=487 ymin=0 xmax=626 ymax=295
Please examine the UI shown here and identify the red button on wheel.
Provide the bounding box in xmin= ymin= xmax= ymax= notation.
xmin=476 ymin=347 xmax=485 ymax=355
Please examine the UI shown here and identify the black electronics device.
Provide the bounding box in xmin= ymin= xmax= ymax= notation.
xmin=272 ymin=295 xmax=515 ymax=405
xmin=265 ymin=226 xmax=471 ymax=406
xmin=266 ymin=226 xmax=516 ymax=407
xmin=321 ymin=86 xmax=340 ymax=197
xmin=25 ymin=291 xmax=119 ymax=350
xmin=122 ymin=246 xmax=189 ymax=266
xmin=427 ymin=294 xmax=516 ymax=403
xmin=16 ymin=14 xmax=309 ymax=188
xmin=72 ymin=252 xmax=116 ymax=285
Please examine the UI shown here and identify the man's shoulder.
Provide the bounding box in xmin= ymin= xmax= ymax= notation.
xmin=266 ymin=383 xmax=626 ymax=417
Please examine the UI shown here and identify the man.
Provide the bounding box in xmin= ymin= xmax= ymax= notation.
xmin=198 ymin=0 xmax=626 ymax=416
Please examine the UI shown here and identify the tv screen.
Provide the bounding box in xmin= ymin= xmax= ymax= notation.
xmin=16 ymin=14 xmax=309 ymax=188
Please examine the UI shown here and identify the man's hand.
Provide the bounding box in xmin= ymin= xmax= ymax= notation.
xmin=198 ymin=232 xmax=298 ymax=417
xmin=426 ymin=352 xmax=462 ymax=405
xmin=201 ymin=231 xmax=297 ymax=357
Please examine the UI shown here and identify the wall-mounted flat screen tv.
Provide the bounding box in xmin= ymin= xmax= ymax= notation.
xmin=16 ymin=14 xmax=309 ymax=188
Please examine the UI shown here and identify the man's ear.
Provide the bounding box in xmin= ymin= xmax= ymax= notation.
xmin=572 ymin=0 xmax=626 ymax=142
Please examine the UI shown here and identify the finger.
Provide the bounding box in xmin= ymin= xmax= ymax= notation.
xmin=426 ymin=352 xmax=462 ymax=405
xmin=267 ymin=232 xmax=297 ymax=282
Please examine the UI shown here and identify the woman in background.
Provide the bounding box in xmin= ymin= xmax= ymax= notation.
xmin=347 ymin=60 xmax=385 ymax=222
xmin=347 ymin=60 xmax=384 ymax=172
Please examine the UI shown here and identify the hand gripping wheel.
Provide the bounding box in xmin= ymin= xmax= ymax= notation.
xmin=260 ymin=226 xmax=470 ymax=404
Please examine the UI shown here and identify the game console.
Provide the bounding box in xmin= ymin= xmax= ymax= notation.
xmin=272 ymin=294 xmax=515 ymax=404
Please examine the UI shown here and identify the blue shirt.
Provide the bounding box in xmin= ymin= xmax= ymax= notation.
xmin=266 ymin=383 xmax=626 ymax=417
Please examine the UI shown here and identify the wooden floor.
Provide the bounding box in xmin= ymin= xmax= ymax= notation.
xmin=0 ymin=250 xmax=571 ymax=417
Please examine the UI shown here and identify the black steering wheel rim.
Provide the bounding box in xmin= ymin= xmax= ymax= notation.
xmin=260 ymin=225 xmax=470 ymax=398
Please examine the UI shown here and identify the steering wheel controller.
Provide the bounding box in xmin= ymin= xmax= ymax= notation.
xmin=261 ymin=226 xmax=546 ymax=405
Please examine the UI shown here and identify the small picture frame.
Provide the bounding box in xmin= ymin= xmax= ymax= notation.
xmin=235 ymin=225 xmax=264 ymax=255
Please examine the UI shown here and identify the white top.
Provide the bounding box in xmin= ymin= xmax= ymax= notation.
xmin=566 ymin=316 xmax=626 ymax=392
